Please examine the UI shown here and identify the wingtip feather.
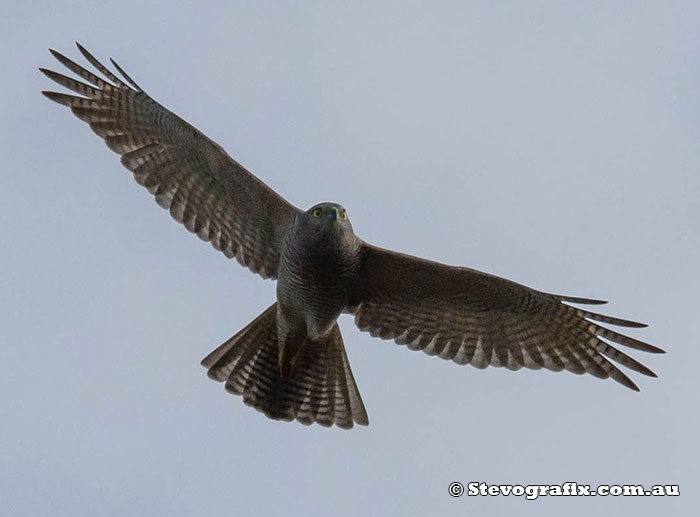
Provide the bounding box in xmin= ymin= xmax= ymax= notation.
xmin=614 ymin=372 xmax=641 ymax=391
xmin=110 ymin=56 xmax=142 ymax=91
xmin=41 ymin=90 xmax=77 ymax=107
xmin=638 ymin=342 xmax=665 ymax=354
xmin=48 ymin=48 xmax=68 ymax=63
xmin=557 ymin=295 xmax=609 ymax=305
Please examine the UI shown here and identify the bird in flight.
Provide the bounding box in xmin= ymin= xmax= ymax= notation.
xmin=41 ymin=43 xmax=664 ymax=429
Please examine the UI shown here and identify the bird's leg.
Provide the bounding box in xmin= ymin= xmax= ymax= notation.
xmin=278 ymin=330 xmax=307 ymax=378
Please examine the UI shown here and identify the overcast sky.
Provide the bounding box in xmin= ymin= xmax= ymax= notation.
xmin=2 ymin=1 xmax=698 ymax=515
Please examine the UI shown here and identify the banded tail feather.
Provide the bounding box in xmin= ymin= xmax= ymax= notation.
xmin=201 ymin=304 xmax=368 ymax=429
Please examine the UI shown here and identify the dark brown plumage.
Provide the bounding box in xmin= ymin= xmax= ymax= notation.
xmin=41 ymin=44 xmax=664 ymax=429
xmin=42 ymin=44 xmax=299 ymax=279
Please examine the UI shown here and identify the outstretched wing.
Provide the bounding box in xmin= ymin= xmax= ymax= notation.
xmin=41 ymin=44 xmax=300 ymax=279
xmin=348 ymin=243 xmax=664 ymax=390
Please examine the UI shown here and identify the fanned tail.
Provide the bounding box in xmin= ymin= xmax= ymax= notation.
xmin=201 ymin=303 xmax=368 ymax=429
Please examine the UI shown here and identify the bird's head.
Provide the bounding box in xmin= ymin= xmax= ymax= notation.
xmin=304 ymin=202 xmax=350 ymax=226
xmin=297 ymin=202 xmax=355 ymax=240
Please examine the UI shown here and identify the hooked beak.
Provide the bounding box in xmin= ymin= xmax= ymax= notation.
xmin=328 ymin=207 xmax=338 ymax=221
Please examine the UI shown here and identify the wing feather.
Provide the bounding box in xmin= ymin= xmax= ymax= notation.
xmin=348 ymin=243 xmax=664 ymax=391
xmin=41 ymin=44 xmax=300 ymax=279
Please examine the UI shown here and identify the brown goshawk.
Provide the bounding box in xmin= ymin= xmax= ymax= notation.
xmin=41 ymin=44 xmax=664 ymax=429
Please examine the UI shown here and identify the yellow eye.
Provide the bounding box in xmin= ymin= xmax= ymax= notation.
xmin=341 ymin=211 xmax=347 ymax=220
xmin=313 ymin=209 xmax=322 ymax=217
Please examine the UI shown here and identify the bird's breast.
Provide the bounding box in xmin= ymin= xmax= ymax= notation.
xmin=277 ymin=242 xmax=360 ymax=338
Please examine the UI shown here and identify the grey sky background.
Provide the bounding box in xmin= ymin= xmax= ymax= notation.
xmin=2 ymin=1 xmax=698 ymax=515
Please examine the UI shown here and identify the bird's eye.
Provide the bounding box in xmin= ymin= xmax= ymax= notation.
xmin=341 ymin=211 xmax=347 ymax=220
xmin=313 ymin=209 xmax=322 ymax=218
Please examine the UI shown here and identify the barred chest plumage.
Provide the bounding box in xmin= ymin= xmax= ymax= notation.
xmin=276 ymin=210 xmax=362 ymax=340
